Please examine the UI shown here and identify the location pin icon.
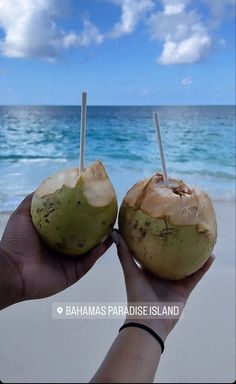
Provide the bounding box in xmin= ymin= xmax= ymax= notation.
xmin=57 ymin=306 xmax=63 ymax=314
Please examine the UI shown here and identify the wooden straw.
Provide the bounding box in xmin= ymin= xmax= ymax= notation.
xmin=153 ymin=112 xmax=169 ymax=187
xmin=79 ymin=91 xmax=87 ymax=174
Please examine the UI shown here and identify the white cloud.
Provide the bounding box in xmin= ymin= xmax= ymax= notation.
xmin=161 ymin=0 xmax=190 ymax=15
xmin=107 ymin=0 xmax=154 ymax=38
xmin=63 ymin=17 xmax=104 ymax=48
xmin=181 ymin=76 xmax=193 ymax=85
xmin=140 ymin=89 xmax=152 ymax=96
xmin=148 ymin=0 xmax=211 ymax=64
xmin=0 ymin=0 xmax=60 ymax=58
xmin=0 ymin=0 xmax=234 ymax=63
xmin=200 ymin=0 xmax=235 ymax=19
xmin=219 ymin=38 xmax=226 ymax=47
xmin=159 ymin=34 xmax=211 ymax=64
xmin=0 ymin=0 xmax=103 ymax=59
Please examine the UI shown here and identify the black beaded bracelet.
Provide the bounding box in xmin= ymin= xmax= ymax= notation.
xmin=119 ymin=322 xmax=165 ymax=354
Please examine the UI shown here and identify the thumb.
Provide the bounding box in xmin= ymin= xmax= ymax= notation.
xmin=15 ymin=193 xmax=34 ymax=216
xmin=75 ymin=236 xmax=113 ymax=279
xmin=111 ymin=230 xmax=138 ymax=280
xmin=184 ymin=254 xmax=215 ymax=293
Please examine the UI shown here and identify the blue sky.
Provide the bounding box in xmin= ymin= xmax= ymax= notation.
xmin=0 ymin=0 xmax=235 ymax=105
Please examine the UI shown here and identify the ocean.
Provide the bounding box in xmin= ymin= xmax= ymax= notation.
xmin=0 ymin=105 xmax=235 ymax=211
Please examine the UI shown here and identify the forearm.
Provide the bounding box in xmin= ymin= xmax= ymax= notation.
xmin=91 ymin=324 xmax=165 ymax=383
xmin=0 ymin=246 xmax=23 ymax=310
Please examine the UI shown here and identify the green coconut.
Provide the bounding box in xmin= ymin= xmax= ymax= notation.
xmin=119 ymin=173 xmax=217 ymax=280
xmin=31 ymin=161 xmax=117 ymax=255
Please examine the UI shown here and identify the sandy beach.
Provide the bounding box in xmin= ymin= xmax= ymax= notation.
xmin=0 ymin=200 xmax=235 ymax=383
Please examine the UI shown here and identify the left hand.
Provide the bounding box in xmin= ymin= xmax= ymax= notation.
xmin=0 ymin=194 xmax=113 ymax=309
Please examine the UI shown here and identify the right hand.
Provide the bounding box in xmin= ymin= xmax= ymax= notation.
xmin=112 ymin=230 xmax=215 ymax=342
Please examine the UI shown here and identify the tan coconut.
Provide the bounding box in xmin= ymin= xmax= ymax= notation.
xmin=119 ymin=173 xmax=217 ymax=280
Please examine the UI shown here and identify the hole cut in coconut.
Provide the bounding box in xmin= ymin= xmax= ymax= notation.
xmin=153 ymin=173 xmax=192 ymax=197
xmin=171 ymin=183 xmax=192 ymax=197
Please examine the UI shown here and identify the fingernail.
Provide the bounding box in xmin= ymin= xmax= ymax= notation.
xmin=111 ymin=229 xmax=120 ymax=245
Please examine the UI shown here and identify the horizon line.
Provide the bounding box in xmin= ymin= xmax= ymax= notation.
xmin=0 ymin=104 xmax=235 ymax=107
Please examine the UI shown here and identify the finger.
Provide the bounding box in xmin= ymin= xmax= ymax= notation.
xmin=15 ymin=193 xmax=34 ymax=216
xmin=184 ymin=254 xmax=215 ymax=292
xmin=75 ymin=235 xmax=113 ymax=279
xmin=111 ymin=229 xmax=138 ymax=279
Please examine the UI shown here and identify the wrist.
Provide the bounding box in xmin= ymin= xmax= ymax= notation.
xmin=120 ymin=322 xmax=165 ymax=355
xmin=124 ymin=317 xmax=169 ymax=343
xmin=0 ymin=245 xmax=24 ymax=309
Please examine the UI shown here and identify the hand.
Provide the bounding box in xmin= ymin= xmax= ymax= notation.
xmin=0 ymin=194 xmax=113 ymax=309
xmin=112 ymin=230 xmax=215 ymax=342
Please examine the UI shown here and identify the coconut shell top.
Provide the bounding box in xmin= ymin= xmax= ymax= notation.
xmin=119 ymin=173 xmax=217 ymax=280
xmin=34 ymin=160 xmax=116 ymax=207
xmin=122 ymin=173 xmax=217 ymax=239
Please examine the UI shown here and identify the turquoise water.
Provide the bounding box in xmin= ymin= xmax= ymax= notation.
xmin=0 ymin=105 xmax=235 ymax=210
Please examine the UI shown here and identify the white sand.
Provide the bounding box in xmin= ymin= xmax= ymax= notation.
xmin=0 ymin=201 xmax=235 ymax=383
